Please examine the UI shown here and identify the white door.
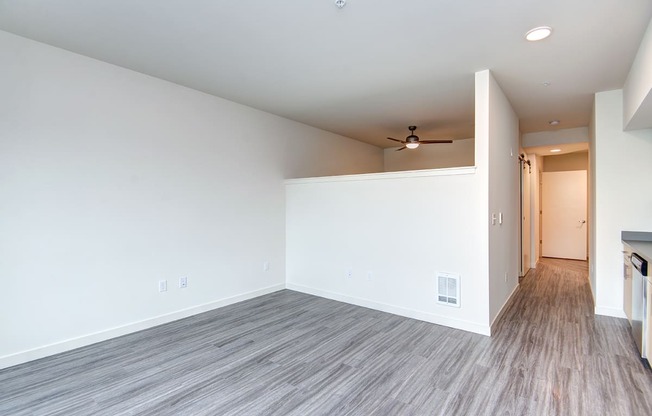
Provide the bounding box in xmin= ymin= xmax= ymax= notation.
xmin=521 ymin=162 xmax=531 ymax=276
xmin=542 ymin=170 xmax=587 ymax=260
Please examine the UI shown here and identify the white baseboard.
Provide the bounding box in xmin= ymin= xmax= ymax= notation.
xmin=594 ymin=305 xmax=627 ymax=319
xmin=0 ymin=284 xmax=285 ymax=370
xmin=285 ymin=283 xmax=490 ymax=336
xmin=490 ymin=283 xmax=520 ymax=335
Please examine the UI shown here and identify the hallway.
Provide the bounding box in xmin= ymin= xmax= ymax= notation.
xmin=486 ymin=257 xmax=651 ymax=415
xmin=1 ymin=259 xmax=651 ymax=415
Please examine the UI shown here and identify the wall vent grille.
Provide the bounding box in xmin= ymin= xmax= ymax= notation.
xmin=437 ymin=273 xmax=460 ymax=307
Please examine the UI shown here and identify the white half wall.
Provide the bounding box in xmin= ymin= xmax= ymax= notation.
xmin=475 ymin=70 xmax=520 ymax=325
xmin=286 ymin=168 xmax=491 ymax=335
xmin=593 ymin=89 xmax=652 ymax=318
xmin=383 ymin=138 xmax=474 ymax=172
xmin=0 ymin=31 xmax=383 ymax=369
xmin=285 ymin=70 xmax=520 ymax=337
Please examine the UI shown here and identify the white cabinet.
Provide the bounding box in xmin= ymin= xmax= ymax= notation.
xmin=624 ymin=244 xmax=633 ymax=323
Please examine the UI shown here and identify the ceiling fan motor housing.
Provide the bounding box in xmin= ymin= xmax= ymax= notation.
xmin=406 ymin=126 xmax=419 ymax=142
xmin=406 ymin=134 xmax=419 ymax=143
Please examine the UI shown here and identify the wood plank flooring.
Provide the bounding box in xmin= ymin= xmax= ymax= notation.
xmin=2 ymin=259 xmax=651 ymax=415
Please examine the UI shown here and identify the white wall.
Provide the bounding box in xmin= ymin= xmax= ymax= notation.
xmin=593 ymin=89 xmax=652 ymax=317
xmin=0 ymin=31 xmax=383 ymax=368
xmin=383 ymin=138 xmax=474 ymax=172
xmin=476 ymin=70 xmax=520 ymax=324
xmin=521 ymin=127 xmax=589 ymax=148
xmin=285 ymin=126 xmax=383 ymax=179
xmin=530 ymin=155 xmax=543 ymax=269
xmin=624 ymin=17 xmax=652 ymax=130
xmin=285 ymin=168 xmax=490 ymax=335
xmin=543 ymin=151 xmax=589 ymax=172
xmin=589 ymin=103 xmax=597 ymax=299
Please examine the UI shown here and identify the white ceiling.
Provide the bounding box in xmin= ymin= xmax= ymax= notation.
xmin=1 ymin=0 xmax=650 ymax=148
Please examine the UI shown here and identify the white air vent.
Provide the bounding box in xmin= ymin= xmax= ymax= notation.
xmin=437 ymin=273 xmax=460 ymax=307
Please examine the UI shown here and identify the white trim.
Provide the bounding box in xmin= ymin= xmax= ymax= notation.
xmin=587 ymin=265 xmax=596 ymax=306
xmin=0 ymin=284 xmax=285 ymax=370
xmin=285 ymin=166 xmax=477 ymax=185
xmin=286 ymin=283 xmax=490 ymax=336
xmin=594 ymin=305 xmax=627 ymax=319
xmin=490 ymin=284 xmax=520 ymax=335
xmin=531 ymin=257 xmax=539 ymax=270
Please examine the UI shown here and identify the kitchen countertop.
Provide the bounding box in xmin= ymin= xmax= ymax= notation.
xmin=623 ymin=231 xmax=652 ymax=263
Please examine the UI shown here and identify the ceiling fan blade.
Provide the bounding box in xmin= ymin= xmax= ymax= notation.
xmin=396 ymin=146 xmax=407 ymax=151
xmin=419 ymin=140 xmax=454 ymax=144
xmin=386 ymin=137 xmax=403 ymax=143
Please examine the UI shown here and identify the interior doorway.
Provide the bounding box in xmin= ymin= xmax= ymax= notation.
xmin=519 ymin=145 xmax=589 ymax=276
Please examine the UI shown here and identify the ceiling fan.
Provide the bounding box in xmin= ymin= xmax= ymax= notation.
xmin=386 ymin=126 xmax=453 ymax=151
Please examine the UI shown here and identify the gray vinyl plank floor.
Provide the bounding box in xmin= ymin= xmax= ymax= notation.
xmin=2 ymin=258 xmax=652 ymax=415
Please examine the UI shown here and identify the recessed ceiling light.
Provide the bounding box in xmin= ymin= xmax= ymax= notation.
xmin=526 ymin=26 xmax=552 ymax=41
xmin=550 ymin=148 xmax=562 ymax=153
xmin=542 ymin=81 xmax=551 ymax=87
xmin=549 ymin=120 xmax=560 ymax=126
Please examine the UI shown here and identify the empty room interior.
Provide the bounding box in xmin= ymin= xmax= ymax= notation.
xmin=2 ymin=1 xmax=652 ymax=415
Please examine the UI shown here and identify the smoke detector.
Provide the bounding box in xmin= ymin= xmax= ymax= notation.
xmin=335 ymin=0 xmax=346 ymax=8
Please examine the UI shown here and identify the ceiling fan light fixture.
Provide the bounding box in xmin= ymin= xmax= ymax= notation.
xmin=386 ymin=126 xmax=450 ymax=149
xmin=526 ymin=26 xmax=552 ymax=41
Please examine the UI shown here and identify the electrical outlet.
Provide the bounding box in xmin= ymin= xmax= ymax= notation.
xmin=179 ymin=276 xmax=188 ymax=289
xmin=158 ymin=280 xmax=167 ymax=292
xmin=346 ymin=269 xmax=353 ymax=279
